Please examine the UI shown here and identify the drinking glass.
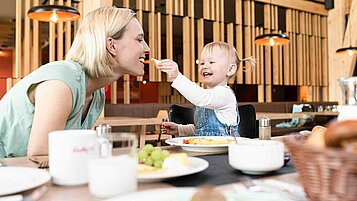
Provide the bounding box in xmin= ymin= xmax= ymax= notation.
xmin=88 ymin=133 xmax=138 ymax=198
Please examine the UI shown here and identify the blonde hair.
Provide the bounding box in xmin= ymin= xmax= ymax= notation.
xmin=201 ymin=42 xmax=256 ymax=79
xmin=66 ymin=7 xmax=136 ymax=78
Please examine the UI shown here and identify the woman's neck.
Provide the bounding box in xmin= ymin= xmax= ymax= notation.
xmin=86 ymin=74 xmax=122 ymax=96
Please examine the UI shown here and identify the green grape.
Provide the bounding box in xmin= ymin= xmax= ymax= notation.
xmin=143 ymin=144 xmax=154 ymax=154
xmin=153 ymin=160 xmax=163 ymax=168
xmin=161 ymin=150 xmax=170 ymax=160
xmin=151 ymin=149 xmax=161 ymax=161
xmin=144 ymin=157 xmax=153 ymax=166
xmin=138 ymin=149 xmax=148 ymax=162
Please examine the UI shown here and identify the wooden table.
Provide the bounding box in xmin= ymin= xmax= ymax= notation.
xmin=0 ymin=146 xmax=305 ymax=201
xmin=256 ymin=111 xmax=338 ymax=120
xmin=94 ymin=117 xmax=163 ymax=148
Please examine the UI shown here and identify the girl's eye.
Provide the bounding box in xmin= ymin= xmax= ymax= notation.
xmin=209 ymin=61 xmax=215 ymax=64
xmin=200 ymin=62 xmax=205 ymax=65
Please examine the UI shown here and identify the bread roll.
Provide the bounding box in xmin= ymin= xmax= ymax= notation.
xmin=325 ymin=120 xmax=357 ymax=148
xmin=307 ymin=125 xmax=327 ymax=147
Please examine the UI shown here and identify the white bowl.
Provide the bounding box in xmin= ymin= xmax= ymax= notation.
xmin=228 ymin=140 xmax=284 ymax=175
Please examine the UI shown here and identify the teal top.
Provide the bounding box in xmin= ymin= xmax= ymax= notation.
xmin=0 ymin=60 xmax=104 ymax=158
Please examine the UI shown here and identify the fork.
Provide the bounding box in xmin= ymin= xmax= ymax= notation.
xmin=240 ymin=176 xmax=263 ymax=192
xmin=239 ymin=176 xmax=307 ymax=201
xmin=29 ymin=157 xmax=49 ymax=169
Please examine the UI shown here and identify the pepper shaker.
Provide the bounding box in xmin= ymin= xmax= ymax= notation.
xmin=259 ymin=117 xmax=271 ymax=140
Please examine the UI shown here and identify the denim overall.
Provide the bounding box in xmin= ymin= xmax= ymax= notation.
xmin=193 ymin=106 xmax=240 ymax=137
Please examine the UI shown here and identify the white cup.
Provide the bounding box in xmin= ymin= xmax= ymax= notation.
xmin=88 ymin=133 xmax=138 ymax=198
xmin=49 ymin=130 xmax=96 ymax=186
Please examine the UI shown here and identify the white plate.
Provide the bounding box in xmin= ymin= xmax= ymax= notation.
xmin=165 ymin=136 xmax=250 ymax=153
xmin=137 ymin=157 xmax=208 ymax=182
xmin=105 ymin=187 xmax=297 ymax=201
xmin=0 ymin=167 xmax=51 ymax=196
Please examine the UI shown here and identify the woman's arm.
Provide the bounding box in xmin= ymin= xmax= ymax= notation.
xmin=27 ymin=80 xmax=72 ymax=157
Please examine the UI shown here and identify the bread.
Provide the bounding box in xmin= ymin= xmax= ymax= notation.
xmin=325 ymin=120 xmax=357 ymax=148
xmin=307 ymin=125 xmax=327 ymax=147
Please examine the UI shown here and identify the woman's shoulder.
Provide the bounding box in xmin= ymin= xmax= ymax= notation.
xmin=42 ymin=60 xmax=82 ymax=73
xmin=38 ymin=60 xmax=84 ymax=81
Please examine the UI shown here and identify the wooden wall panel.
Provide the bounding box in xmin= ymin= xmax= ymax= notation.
xmin=32 ymin=0 xmax=40 ymax=72
xmin=24 ymin=0 xmax=31 ymax=76
xmin=235 ymin=0 xmax=243 ymax=84
xmin=244 ymin=0 xmax=252 ymax=84
xmin=11 ymin=0 xmax=331 ymax=104
xmin=15 ymin=0 xmax=22 ymax=78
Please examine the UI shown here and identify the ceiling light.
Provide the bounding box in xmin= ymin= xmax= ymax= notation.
xmin=254 ymin=1 xmax=289 ymax=47
xmin=336 ymin=46 xmax=357 ymax=56
xmin=254 ymin=33 xmax=290 ymax=46
xmin=336 ymin=14 xmax=356 ymax=56
xmin=27 ymin=5 xmax=80 ymax=23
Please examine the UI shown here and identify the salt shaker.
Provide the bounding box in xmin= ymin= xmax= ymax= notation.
xmin=259 ymin=117 xmax=271 ymax=140
xmin=95 ymin=124 xmax=113 ymax=158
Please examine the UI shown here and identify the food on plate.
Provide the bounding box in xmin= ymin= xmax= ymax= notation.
xmin=138 ymin=144 xmax=170 ymax=168
xmin=162 ymin=153 xmax=189 ymax=173
xmin=307 ymin=125 xmax=327 ymax=148
xmin=325 ymin=120 xmax=357 ymax=152
xmin=183 ymin=138 xmax=234 ymax=145
xmin=137 ymin=144 xmax=189 ymax=174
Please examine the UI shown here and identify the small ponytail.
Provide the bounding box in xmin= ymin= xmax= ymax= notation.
xmin=241 ymin=56 xmax=257 ymax=72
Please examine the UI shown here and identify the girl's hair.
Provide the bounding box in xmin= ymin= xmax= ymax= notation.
xmin=201 ymin=42 xmax=256 ymax=78
xmin=66 ymin=7 xmax=136 ymax=78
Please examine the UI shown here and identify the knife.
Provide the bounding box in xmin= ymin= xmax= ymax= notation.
xmin=0 ymin=186 xmax=48 ymax=201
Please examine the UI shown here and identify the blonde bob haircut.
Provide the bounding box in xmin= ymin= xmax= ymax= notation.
xmin=201 ymin=42 xmax=256 ymax=80
xmin=66 ymin=7 xmax=136 ymax=78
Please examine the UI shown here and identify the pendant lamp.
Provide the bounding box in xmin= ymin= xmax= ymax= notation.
xmin=27 ymin=5 xmax=80 ymax=23
xmin=255 ymin=33 xmax=289 ymax=46
xmin=336 ymin=15 xmax=356 ymax=56
xmin=254 ymin=2 xmax=289 ymax=46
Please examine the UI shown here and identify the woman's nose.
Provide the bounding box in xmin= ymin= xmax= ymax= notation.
xmin=144 ymin=41 xmax=150 ymax=54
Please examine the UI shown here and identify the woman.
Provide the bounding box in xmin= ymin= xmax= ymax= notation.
xmin=0 ymin=7 xmax=150 ymax=157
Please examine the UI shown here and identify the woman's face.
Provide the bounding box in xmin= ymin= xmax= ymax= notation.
xmin=199 ymin=49 xmax=231 ymax=88
xmin=112 ymin=18 xmax=150 ymax=76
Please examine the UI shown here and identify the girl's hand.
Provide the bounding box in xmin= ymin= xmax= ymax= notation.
xmin=161 ymin=121 xmax=179 ymax=136
xmin=153 ymin=59 xmax=179 ymax=81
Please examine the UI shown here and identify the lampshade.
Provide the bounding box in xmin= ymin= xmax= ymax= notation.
xmin=336 ymin=46 xmax=357 ymax=56
xmin=27 ymin=5 xmax=80 ymax=23
xmin=254 ymin=33 xmax=290 ymax=46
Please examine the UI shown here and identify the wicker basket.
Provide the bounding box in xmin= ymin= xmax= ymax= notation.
xmin=284 ymin=135 xmax=357 ymax=201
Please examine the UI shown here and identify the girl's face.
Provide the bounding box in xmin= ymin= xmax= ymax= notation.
xmin=199 ymin=48 xmax=235 ymax=88
xmin=111 ymin=18 xmax=150 ymax=76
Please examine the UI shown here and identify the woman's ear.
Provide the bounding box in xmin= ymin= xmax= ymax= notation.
xmin=227 ymin=64 xmax=237 ymax=76
xmin=106 ymin=37 xmax=117 ymax=56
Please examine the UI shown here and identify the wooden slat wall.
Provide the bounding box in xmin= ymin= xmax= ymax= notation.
xmin=11 ymin=0 xmax=331 ymax=104
xmin=13 ymin=0 xmax=77 ymax=80
xmin=235 ymin=0 xmax=243 ymax=84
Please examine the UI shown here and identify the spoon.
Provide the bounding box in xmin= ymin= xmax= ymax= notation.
xmin=227 ymin=125 xmax=238 ymax=144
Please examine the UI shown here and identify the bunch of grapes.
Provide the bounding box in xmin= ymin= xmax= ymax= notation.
xmin=138 ymin=144 xmax=170 ymax=168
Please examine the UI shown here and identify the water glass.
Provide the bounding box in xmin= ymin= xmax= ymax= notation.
xmin=88 ymin=133 xmax=138 ymax=198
